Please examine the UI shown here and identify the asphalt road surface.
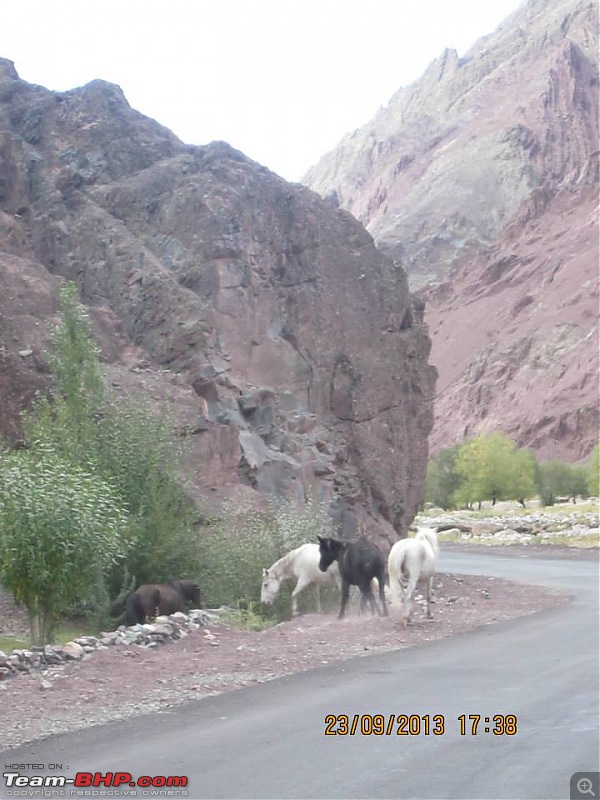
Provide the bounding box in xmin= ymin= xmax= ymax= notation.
xmin=2 ymin=548 xmax=599 ymax=800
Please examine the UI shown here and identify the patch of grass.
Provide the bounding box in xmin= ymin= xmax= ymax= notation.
xmin=539 ymin=534 xmax=600 ymax=548
xmin=54 ymin=620 xmax=94 ymax=644
xmin=437 ymin=531 xmax=599 ymax=548
xmin=420 ymin=499 xmax=599 ymax=518
xmin=436 ymin=530 xmax=464 ymax=543
xmin=0 ymin=620 xmax=93 ymax=653
xmin=0 ymin=634 xmax=28 ymax=652
xmin=219 ymin=603 xmax=274 ymax=632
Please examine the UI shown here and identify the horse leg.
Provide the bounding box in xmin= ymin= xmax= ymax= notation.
xmin=403 ymin=573 xmax=418 ymax=626
xmin=388 ymin=571 xmax=403 ymax=614
xmin=376 ymin=571 xmax=388 ymax=617
xmin=425 ymin=575 xmax=433 ymax=619
xmin=338 ymin=580 xmax=350 ymax=620
xmin=359 ymin=582 xmax=378 ymax=617
xmin=368 ymin=589 xmax=379 ymax=617
xmin=315 ymin=585 xmax=322 ymax=614
xmin=358 ymin=591 xmax=368 ymax=616
xmin=292 ymin=576 xmax=312 ymax=616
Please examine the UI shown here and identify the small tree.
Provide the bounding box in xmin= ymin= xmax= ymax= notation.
xmin=453 ymin=433 xmax=536 ymax=509
xmin=23 ymin=282 xmax=103 ymax=469
xmin=92 ymin=398 xmax=200 ymax=595
xmin=508 ymin=448 xmax=538 ymax=507
xmin=537 ymin=460 xmax=589 ymax=506
xmin=423 ymin=445 xmax=461 ymax=509
xmin=0 ymin=447 xmax=128 ymax=644
xmin=20 ymin=281 xmax=201 ymax=608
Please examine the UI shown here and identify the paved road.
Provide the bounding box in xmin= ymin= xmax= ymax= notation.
xmin=2 ymin=549 xmax=598 ymax=800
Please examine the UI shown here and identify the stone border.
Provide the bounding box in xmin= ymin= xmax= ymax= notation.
xmin=0 ymin=609 xmax=214 ymax=681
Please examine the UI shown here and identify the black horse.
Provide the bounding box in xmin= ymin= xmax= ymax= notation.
xmin=124 ymin=580 xmax=202 ymax=625
xmin=317 ymin=535 xmax=388 ymax=620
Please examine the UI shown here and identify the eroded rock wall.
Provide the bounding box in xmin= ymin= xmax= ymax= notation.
xmin=0 ymin=59 xmax=436 ymax=543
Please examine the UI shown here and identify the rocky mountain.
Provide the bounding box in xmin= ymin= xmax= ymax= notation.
xmin=0 ymin=58 xmax=437 ymax=544
xmin=304 ymin=0 xmax=599 ymax=462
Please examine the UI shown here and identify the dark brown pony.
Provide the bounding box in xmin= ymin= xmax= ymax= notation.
xmin=124 ymin=580 xmax=202 ymax=625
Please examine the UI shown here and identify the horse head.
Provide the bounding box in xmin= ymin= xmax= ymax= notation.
xmin=169 ymin=579 xmax=202 ymax=608
xmin=260 ymin=568 xmax=280 ymax=605
xmin=185 ymin=581 xmax=202 ymax=608
xmin=317 ymin=535 xmax=345 ymax=572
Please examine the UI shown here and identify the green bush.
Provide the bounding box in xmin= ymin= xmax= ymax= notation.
xmin=92 ymin=399 xmax=201 ymax=596
xmin=4 ymin=281 xmax=201 ymax=636
xmin=0 ymin=446 xmax=128 ymax=644
xmin=423 ymin=445 xmax=461 ymax=509
xmin=452 ymin=433 xmax=536 ymax=508
xmin=536 ymin=460 xmax=589 ymax=506
xmin=197 ymin=497 xmax=334 ymax=620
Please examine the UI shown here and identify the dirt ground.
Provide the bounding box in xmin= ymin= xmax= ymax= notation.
xmin=0 ymin=561 xmax=570 ymax=752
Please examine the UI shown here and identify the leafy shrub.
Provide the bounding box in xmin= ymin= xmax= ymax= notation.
xmin=0 ymin=446 xmax=128 ymax=644
xmin=536 ymin=460 xmax=589 ymax=506
xmin=197 ymin=497 xmax=334 ymax=620
xmin=4 ymin=282 xmax=201 ymax=636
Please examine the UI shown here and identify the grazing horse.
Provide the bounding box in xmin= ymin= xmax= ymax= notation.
xmin=124 ymin=580 xmax=202 ymax=625
xmin=317 ymin=535 xmax=388 ymax=620
xmin=169 ymin=579 xmax=202 ymax=608
xmin=388 ymin=527 xmax=439 ymax=627
xmin=261 ymin=543 xmax=341 ymax=616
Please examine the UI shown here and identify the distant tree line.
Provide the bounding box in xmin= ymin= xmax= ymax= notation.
xmin=424 ymin=432 xmax=599 ymax=511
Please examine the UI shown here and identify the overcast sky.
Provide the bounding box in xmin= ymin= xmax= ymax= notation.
xmin=1 ymin=0 xmax=523 ymax=181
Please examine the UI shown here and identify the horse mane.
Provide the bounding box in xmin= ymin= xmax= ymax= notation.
xmin=415 ymin=526 xmax=439 ymax=556
xmin=268 ymin=545 xmax=304 ymax=579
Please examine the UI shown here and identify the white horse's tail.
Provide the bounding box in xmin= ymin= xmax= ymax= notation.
xmin=387 ymin=544 xmax=408 ymax=611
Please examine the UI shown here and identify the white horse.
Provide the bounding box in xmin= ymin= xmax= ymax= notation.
xmin=261 ymin=543 xmax=341 ymax=616
xmin=388 ymin=527 xmax=439 ymax=627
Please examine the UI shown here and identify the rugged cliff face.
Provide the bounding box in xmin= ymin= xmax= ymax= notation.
xmin=0 ymin=59 xmax=436 ymax=543
xmin=304 ymin=0 xmax=599 ymax=461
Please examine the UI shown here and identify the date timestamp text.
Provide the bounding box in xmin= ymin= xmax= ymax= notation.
xmin=324 ymin=714 xmax=518 ymax=736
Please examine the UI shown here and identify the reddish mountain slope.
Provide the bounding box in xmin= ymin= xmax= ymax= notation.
xmin=304 ymin=0 xmax=599 ymax=461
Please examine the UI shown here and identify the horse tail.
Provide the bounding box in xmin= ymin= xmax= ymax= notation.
xmin=416 ymin=526 xmax=440 ymax=557
xmin=124 ymin=592 xmax=144 ymax=625
xmin=189 ymin=582 xmax=202 ymax=608
xmin=109 ymin=597 xmax=125 ymax=617
xmin=387 ymin=543 xmax=407 ymax=610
